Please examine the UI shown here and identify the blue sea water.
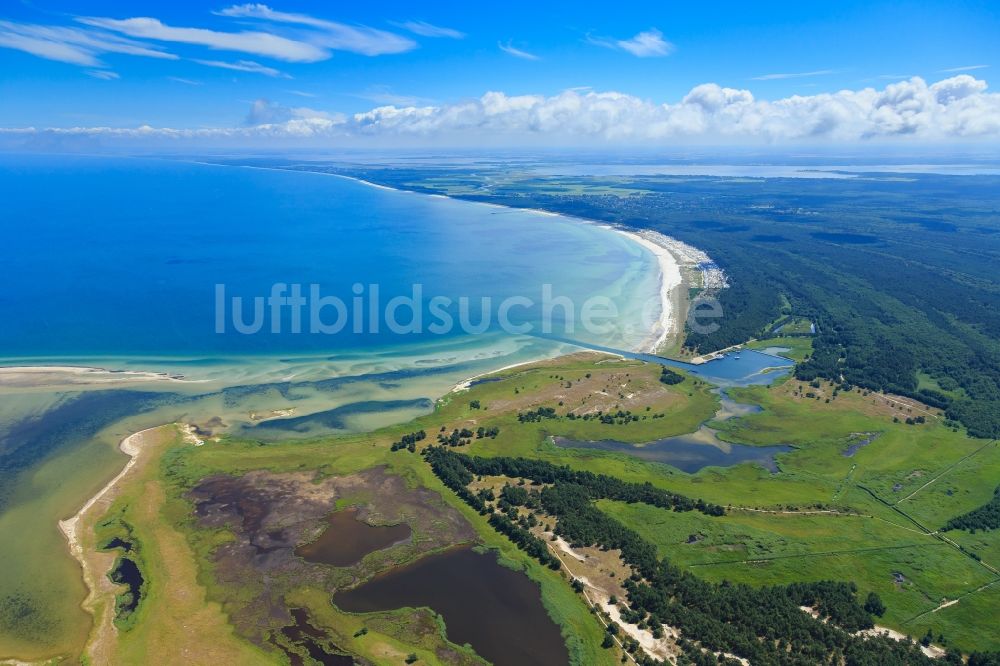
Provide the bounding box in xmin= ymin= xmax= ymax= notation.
xmin=0 ymin=155 xmax=658 ymax=359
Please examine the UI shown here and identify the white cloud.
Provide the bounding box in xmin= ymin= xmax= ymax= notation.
xmin=616 ymin=29 xmax=674 ymax=57
xmin=168 ymin=76 xmax=202 ymax=85
xmin=394 ymin=20 xmax=465 ymax=39
xmin=0 ymin=29 xmax=99 ymax=66
xmin=590 ymin=29 xmax=674 ymax=57
xmin=938 ymin=65 xmax=989 ymax=74
xmin=288 ymin=89 xmax=317 ymax=97
xmin=352 ymin=85 xmax=425 ymax=106
xmin=194 ymin=58 xmax=288 ymax=78
xmin=928 ymin=74 xmax=987 ymax=103
xmin=86 ymin=69 xmax=120 ymax=80
xmin=0 ymin=20 xmax=176 ymax=67
xmin=78 ymin=16 xmax=328 ymax=62
xmin=499 ymin=41 xmax=539 ymax=60
xmin=751 ymin=69 xmax=836 ymax=81
xmin=940 ymin=65 xmax=989 ymax=73
xmin=214 ymin=4 xmax=416 ymax=56
xmin=349 ymin=76 xmax=1000 ymax=142
xmin=245 ymin=98 xmax=344 ymax=128
xmin=4 ymin=76 xmax=999 ymax=146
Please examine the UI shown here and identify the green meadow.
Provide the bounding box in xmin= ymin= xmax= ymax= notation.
xmin=73 ymin=350 xmax=1000 ymax=662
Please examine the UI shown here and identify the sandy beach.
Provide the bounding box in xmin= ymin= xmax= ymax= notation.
xmin=58 ymin=426 xmax=162 ymax=566
xmin=449 ymin=359 xmax=543 ymax=393
xmin=56 ymin=425 xmax=181 ymax=664
xmin=611 ymin=229 xmax=684 ymax=353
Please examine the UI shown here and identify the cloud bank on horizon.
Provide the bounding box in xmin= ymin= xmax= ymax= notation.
xmin=3 ymin=75 xmax=998 ymax=146
xmin=1 ymin=3 xmax=998 ymax=146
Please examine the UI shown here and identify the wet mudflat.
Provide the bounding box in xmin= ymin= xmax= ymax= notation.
xmin=295 ymin=507 xmax=412 ymax=567
xmin=554 ymin=389 xmax=791 ymax=473
xmin=333 ymin=547 xmax=569 ymax=666
xmin=185 ymin=468 xmax=476 ymax=651
xmin=553 ymin=434 xmax=791 ymax=473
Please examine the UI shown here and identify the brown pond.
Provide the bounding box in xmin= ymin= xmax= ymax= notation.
xmin=333 ymin=546 xmax=569 ymax=666
xmin=295 ymin=507 xmax=412 ymax=567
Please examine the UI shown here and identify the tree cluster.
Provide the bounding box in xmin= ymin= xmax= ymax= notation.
xmin=660 ymin=367 xmax=685 ymax=385
xmin=390 ymin=430 xmax=426 ymax=452
xmin=517 ymin=407 xmax=558 ymax=423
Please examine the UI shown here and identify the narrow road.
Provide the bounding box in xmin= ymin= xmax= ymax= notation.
xmin=897 ymin=439 xmax=997 ymax=504
xmin=689 ymin=542 xmax=939 ymax=567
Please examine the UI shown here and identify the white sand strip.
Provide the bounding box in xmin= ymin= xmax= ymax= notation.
xmin=58 ymin=426 xmax=163 ymax=559
xmin=611 ymin=229 xmax=683 ymax=353
xmin=0 ymin=365 xmax=199 ymax=389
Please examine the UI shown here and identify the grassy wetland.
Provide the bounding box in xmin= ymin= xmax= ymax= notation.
xmin=48 ymin=342 xmax=996 ymax=664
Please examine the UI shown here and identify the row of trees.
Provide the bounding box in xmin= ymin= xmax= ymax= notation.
xmin=487 ymin=513 xmax=561 ymax=570
xmin=542 ymin=482 xmax=661 ymax=577
xmin=433 ymin=450 xmax=725 ymax=517
xmin=390 ymin=430 xmax=426 ymax=452
xmin=436 ymin=427 xmax=474 ymax=447
xmin=423 ymin=447 xmax=971 ymax=665
xmin=517 ymin=407 xmax=558 ymax=423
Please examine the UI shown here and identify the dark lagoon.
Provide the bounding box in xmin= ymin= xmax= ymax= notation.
xmin=271 ymin=608 xmax=354 ymax=666
xmin=333 ymin=547 xmax=569 ymax=666
xmin=295 ymin=507 xmax=412 ymax=567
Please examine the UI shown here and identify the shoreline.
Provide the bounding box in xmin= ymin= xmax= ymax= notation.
xmin=56 ymin=424 xmax=184 ymax=665
xmin=448 ymin=350 xmax=623 ymax=393
xmin=0 ymin=365 xmax=203 ymax=391
xmin=207 ymin=164 xmax=716 ymax=361
xmin=326 ymin=172 xmax=699 ymax=357
xmin=610 ymin=228 xmax=684 ymax=353
xmin=58 ymin=425 xmax=164 ymax=570
xmin=2 ymin=163 xmax=723 ymax=400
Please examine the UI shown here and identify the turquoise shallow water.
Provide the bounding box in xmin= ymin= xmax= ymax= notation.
xmin=0 ymin=152 xmax=669 ymax=467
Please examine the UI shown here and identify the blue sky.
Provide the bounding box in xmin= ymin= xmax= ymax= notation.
xmin=1 ymin=1 xmax=999 ymax=145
